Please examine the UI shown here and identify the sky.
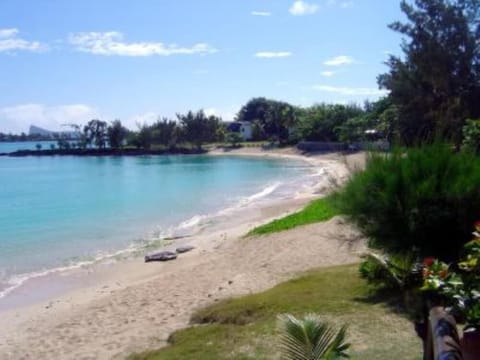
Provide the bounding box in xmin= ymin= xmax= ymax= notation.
xmin=0 ymin=0 xmax=405 ymax=134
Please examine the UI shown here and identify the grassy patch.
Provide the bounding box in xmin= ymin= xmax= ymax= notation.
xmin=129 ymin=265 xmax=421 ymax=360
xmin=247 ymin=196 xmax=339 ymax=236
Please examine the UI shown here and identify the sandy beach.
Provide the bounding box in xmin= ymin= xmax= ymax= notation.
xmin=0 ymin=148 xmax=366 ymax=360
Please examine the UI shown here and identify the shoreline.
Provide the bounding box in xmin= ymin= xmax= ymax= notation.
xmin=0 ymin=149 xmax=316 ymax=305
xmin=0 ymin=148 xmax=366 ymax=359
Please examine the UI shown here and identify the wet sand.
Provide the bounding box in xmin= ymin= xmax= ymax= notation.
xmin=0 ymin=148 xmax=366 ymax=359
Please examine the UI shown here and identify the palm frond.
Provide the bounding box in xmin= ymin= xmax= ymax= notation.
xmin=278 ymin=313 xmax=350 ymax=360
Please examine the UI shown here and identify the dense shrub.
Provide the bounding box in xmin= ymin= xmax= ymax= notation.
xmin=338 ymin=144 xmax=480 ymax=261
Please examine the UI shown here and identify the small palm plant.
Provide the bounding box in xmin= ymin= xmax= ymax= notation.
xmin=278 ymin=313 xmax=350 ymax=360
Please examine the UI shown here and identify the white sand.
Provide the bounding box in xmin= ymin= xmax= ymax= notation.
xmin=0 ymin=148 xmax=366 ymax=360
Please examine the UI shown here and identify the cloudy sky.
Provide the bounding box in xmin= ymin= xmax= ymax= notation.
xmin=0 ymin=0 xmax=404 ymax=134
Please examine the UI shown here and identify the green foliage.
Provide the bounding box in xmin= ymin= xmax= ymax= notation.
xmin=129 ymin=265 xmax=421 ymax=360
xmin=107 ymin=119 xmax=128 ymax=149
xmin=151 ymin=118 xmax=180 ymax=149
xmin=225 ymin=132 xmax=243 ymax=147
xmin=422 ymin=228 xmax=480 ymax=329
xmin=247 ymin=197 xmax=339 ymax=236
xmin=359 ymin=252 xmax=420 ymax=291
xmin=177 ymin=110 xmax=222 ymax=150
xmin=462 ymin=119 xmax=480 ymax=153
xmin=378 ymin=0 xmax=480 ymax=145
xmin=84 ymin=119 xmax=108 ymax=149
xmin=237 ymin=97 xmax=297 ymax=143
xmin=135 ymin=123 xmax=154 ymax=149
xmin=337 ymin=144 xmax=480 ymax=261
xmin=278 ymin=313 xmax=350 ymax=360
xmin=297 ymin=104 xmax=364 ymax=142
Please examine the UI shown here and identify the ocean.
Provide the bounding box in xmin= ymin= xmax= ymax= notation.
xmin=0 ymin=147 xmax=313 ymax=298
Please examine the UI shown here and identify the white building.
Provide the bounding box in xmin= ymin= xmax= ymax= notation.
xmin=227 ymin=121 xmax=253 ymax=141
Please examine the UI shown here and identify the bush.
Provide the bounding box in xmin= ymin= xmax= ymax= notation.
xmin=337 ymin=144 xmax=480 ymax=261
xmin=462 ymin=119 xmax=480 ymax=154
xmin=359 ymin=252 xmax=420 ymax=291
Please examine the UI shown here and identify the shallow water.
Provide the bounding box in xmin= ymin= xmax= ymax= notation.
xmin=0 ymin=154 xmax=311 ymax=297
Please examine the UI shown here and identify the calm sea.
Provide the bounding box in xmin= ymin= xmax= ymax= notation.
xmin=0 ymin=141 xmax=58 ymax=153
xmin=0 ymin=146 xmax=312 ymax=297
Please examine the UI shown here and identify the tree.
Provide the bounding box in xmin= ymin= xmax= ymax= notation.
xmin=107 ymin=120 xmax=128 ymax=149
xmin=177 ymin=110 xmax=221 ymax=150
xmin=237 ymin=97 xmax=297 ymax=143
xmin=297 ymin=104 xmax=364 ymax=142
xmin=136 ymin=123 xmax=153 ymax=149
xmin=84 ymin=119 xmax=108 ymax=149
xmin=378 ymin=0 xmax=480 ymax=145
xmin=151 ymin=118 xmax=180 ymax=149
xmin=226 ymin=132 xmax=243 ymax=147
xmin=462 ymin=118 xmax=480 ymax=153
xmin=278 ymin=313 xmax=350 ymax=360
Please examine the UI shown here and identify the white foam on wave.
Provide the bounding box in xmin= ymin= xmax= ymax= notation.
xmin=0 ymin=171 xmax=316 ymax=301
xmin=177 ymin=214 xmax=207 ymax=230
xmin=0 ymin=244 xmax=139 ymax=300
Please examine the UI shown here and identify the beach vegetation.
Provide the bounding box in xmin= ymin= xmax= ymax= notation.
xmin=107 ymin=119 xmax=128 ymax=149
xmin=236 ymin=97 xmax=298 ymax=144
xmin=462 ymin=119 xmax=480 ymax=154
xmin=151 ymin=118 xmax=180 ymax=150
xmin=177 ymin=110 xmax=222 ymax=151
xmin=135 ymin=123 xmax=154 ymax=150
xmin=358 ymin=252 xmax=420 ymax=293
xmin=247 ymin=196 xmax=339 ymax=236
xmin=296 ymin=104 xmax=364 ymax=142
xmin=337 ymin=143 xmax=480 ymax=262
xmin=378 ymin=0 xmax=480 ymax=146
xmin=225 ymin=131 xmax=243 ymax=148
xmin=83 ymin=119 xmax=108 ymax=149
xmin=278 ymin=313 xmax=350 ymax=360
xmin=128 ymin=265 xmax=421 ymax=360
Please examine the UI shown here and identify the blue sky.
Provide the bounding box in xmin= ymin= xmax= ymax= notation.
xmin=0 ymin=0 xmax=404 ymax=133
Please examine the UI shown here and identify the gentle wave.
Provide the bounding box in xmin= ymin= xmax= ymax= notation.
xmin=0 ymin=168 xmax=319 ymax=300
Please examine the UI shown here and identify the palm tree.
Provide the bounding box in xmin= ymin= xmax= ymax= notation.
xmin=278 ymin=314 xmax=350 ymax=360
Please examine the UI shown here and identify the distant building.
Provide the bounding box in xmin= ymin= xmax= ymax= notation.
xmin=227 ymin=121 xmax=252 ymax=141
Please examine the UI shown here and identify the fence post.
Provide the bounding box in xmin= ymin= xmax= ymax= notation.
xmin=426 ymin=306 xmax=463 ymax=360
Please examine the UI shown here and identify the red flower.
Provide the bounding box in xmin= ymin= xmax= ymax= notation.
xmin=423 ymin=257 xmax=435 ymax=267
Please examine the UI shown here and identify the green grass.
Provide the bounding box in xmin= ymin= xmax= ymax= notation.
xmin=247 ymin=196 xmax=339 ymax=236
xmin=129 ymin=265 xmax=421 ymax=360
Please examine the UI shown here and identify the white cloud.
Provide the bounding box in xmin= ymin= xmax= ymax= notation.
xmin=255 ymin=51 xmax=292 ymax=58
xmin=323 ymin=55 xmax=355 ymax=66
xmin=0 ymin=104 xmax=100 ymax=134
xmin=68 ymin=32 xmax=218 ymax=57
xmin=312 ymin=85 xmax=388 ymax=96
xmin=0 ymin=28 xmax=47 ymax=53
xmin=202 ymin=107 xmax=237 ymax=121
xmin=289 ymin=1 xmax=319 ymax=15
xmin=340 ymin=1 xmax=354 ymax=8
xmin=127 ymin=112 xmax=159 ymax=128
xmin=251 ymin=11 xmax=271 ymax=16
xmin=321 ymin=71 xmax=336 ymax=77
xmin=0 ymin=28 xmax=19 ymax=38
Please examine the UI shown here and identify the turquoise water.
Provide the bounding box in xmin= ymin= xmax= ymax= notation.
xmin=0 ymin=141 xmax=58 ymax=153
xmin=0 ymin=154 xmax=310 ymax=296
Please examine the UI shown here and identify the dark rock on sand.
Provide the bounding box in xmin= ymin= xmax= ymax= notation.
xmin=145 ymin=251 xmax=177 ymax=262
